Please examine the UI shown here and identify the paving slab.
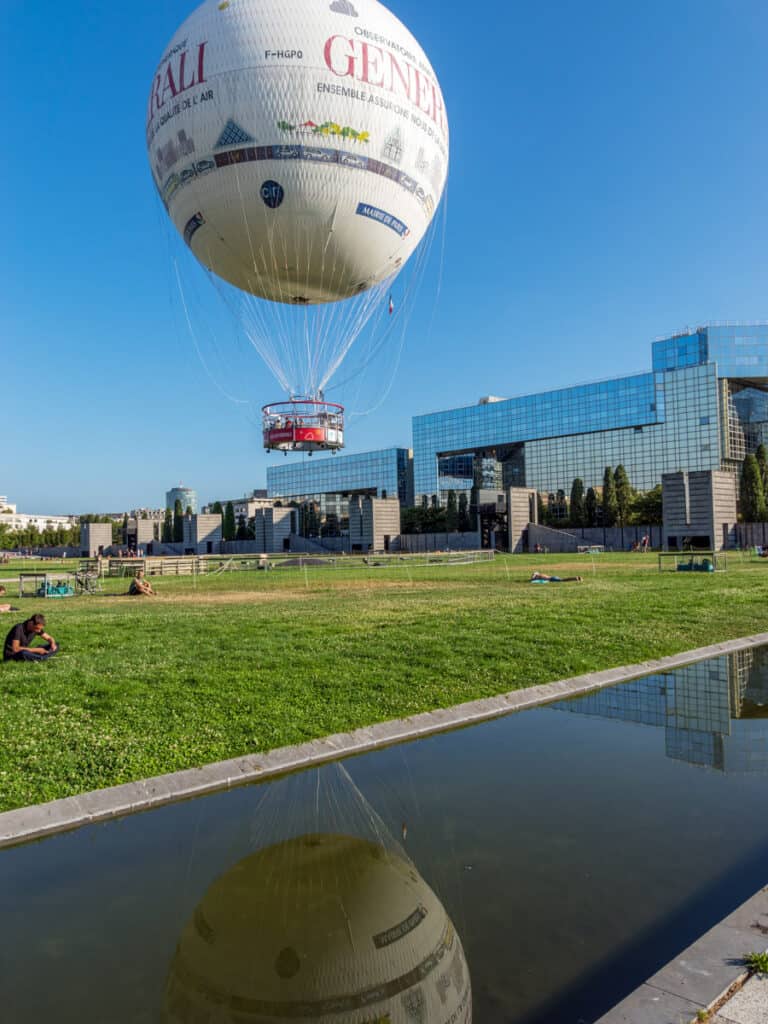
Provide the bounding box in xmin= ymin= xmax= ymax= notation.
xmin=598 ymin=887 xmax=768 ymax=1024
xmin=594 ymin=983 xmax=703 ymax=1023
xmin=646 ymin=923 xmax=757 ymax=1007
xmin=717 ymin=974 xmax=768 ymax=1024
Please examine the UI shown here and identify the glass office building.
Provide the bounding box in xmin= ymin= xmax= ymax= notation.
xmin=413 ymin=323 xmax=768 ymax=501
xmin=267 ymin=448 xmax=413 ymax=512
xmin=165 ymin=486 xmax=198 ymax=514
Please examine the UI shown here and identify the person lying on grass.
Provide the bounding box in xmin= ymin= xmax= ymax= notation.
xmin=530 ymin=571 xmax=583 ymax=584
xmin=0 ymin=585 xmax=19 ymax=613
xmin=3 ymin=613 xmax=58 ymax=661
xmin=128 ymin=569 xmax=155 ymax=596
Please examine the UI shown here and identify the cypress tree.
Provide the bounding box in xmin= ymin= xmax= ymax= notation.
xmin=740 ymin=454 xmax=766 ymax=522
xmin=224 ymin=501 xmax=237 ymax=541
xmin=756 ymin=445 xmax=768 ymax=515
xmin=602 ymin=467 xmax=618 ymax=526
xmin=569 ymin=478 xmax=586 ymax=527
xmin=458 ymin=493 xmax=471 ymax=532
xmin=162 ymin=508 xmax=173 ymax=543
xmin=614 ymin=464 xmax=632 ymax=527
xmin=585 ymin=487 xmax=598 ymax=527
xmin=446 ymin=490 xmax=458 ymax=531
xmin=212 ymin=501 xmax=223 ymax=515
xmin=173 ymin=499 xmax=184 ymax=542
xmin=536 ymin=492 xmax=546 ymax=525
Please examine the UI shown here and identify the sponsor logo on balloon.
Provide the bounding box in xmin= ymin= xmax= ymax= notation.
xmin=159 ymin=143 xmax=433 ymax=219
xmin=146 ymin=41 xmax=208 ymax=138
xmin=330 ymin=0 xmax=358 ymax=15
xmin=381 ymin=126 xmax=404 ymax=164
xmin=323 ymin=35 xmax=446 ymax=137
xmin=261 ymin=180 xmax=285 ymax=209
xmin=154 ymin=129 xmax=195 ymax=179
xmin=278 ymin=119 xmax=370 ymax=143
xmin=183 ymin=212 xmax=205 ymax=246
xmin=215 ymin=120 xmax=255 ymax=148
xmin=356 ymin=202 xmax=409 ymax=238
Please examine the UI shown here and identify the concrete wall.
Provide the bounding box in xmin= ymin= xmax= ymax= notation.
xmin=133 ymin=520 xmax=159 ymax=545
xmin=735 ymin=523 xmax=768 ymax=549
xmin=349 ymin=496 xmax=401 ymax=552
xmin=662 ymin=470 xmax=737 ymax=550
xmin=34 ymin=546 xmax=81 ymax=559
xmin=182 ymin=514 xmax=222 ymax=555
xmin=288 ymin=536 xmax=348 ymax=553
xmin=220 ymin=540 xmax=269 ymax=555
xmin=562 ymin=524 xmax=662 ymax=551
xmin=252 ymin=508 xmax=297 ymax=552
xmin=80 ymin=523 xmax=113 ymax=557
xmin=507 ymin=487 xmax=538 ymax=554
xmin=527 ymin=523 xmax=580 ymax=553
xmin=394 ymin=531 xmax=481 ymax=553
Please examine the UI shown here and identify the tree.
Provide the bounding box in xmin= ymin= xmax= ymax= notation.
xmin=740 ymin=454 xmax=766 ymax=522
xmin=446 ymin=490 xmax=458 ymax=531
xmin=458 ymin=493 xmax=471 ymax=533
xmin=585 ymin=487 xmax=598 ymax=527
xmin=236 ymin=513 xmax=249 ymax=540
xmin=536 ymin=491 xmax=548 ymax=528
xmin=756 ymin=444 xmax=768 ymax=509
xmin=223 ymin=501 xmax=237 ymax=541
xmin=602 ymin=467 xmax=618 ymax=526
xmin=212 ymin=501 xmax=223 ymax=516
xmin=401 ymin=507 xmax=422 ymax=534
xmin=173 ymin=499 xmax=184 ymax=542
xmin=614 ymin=465 xmax=632 ymax=527
xmin=569 ymin=478 xmax=586 ymax=527
xmin=630 ymin=485 xmax=663 ymax=525
xmin=162 ymin=508 xmax=173 ymax=543
xmin=420 ymin=494 xmax=429 ymax=510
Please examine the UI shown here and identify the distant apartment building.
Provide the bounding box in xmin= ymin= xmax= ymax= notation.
xmin=0 ymin=494 xmax=77 ymax=533
xmin=203 ymin=491 xmax=275 ymax=520
xmin=165 ymin=486 xmax=198 ymax=514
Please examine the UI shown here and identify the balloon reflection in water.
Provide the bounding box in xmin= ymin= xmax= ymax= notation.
xmin=163 ymin=833 xmax=471 ymax=1023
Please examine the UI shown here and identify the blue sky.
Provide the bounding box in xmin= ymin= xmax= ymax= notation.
xmin=3 ymin=0 xmax=768 ymax=513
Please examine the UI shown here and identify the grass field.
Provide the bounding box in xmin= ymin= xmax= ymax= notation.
xmin=1 ymin=551 xmax=766 ymax=813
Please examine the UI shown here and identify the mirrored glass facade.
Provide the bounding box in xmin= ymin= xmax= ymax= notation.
xmin=267 ymin=447 xmax=412 ymax=505
xmin=262 ymin=324 xmax=768 ymax=506
xmin=413 ymin=323 xmax=768 ymax=499
xmin=549 ymin=648 xmax=768 ymax=774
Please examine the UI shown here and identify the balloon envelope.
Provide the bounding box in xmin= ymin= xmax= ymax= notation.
xmin=147 ymin=0 xmax=449 ymax=305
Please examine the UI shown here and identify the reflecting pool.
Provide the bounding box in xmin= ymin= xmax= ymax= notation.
xmin=2 ymin=646 xmax=768 ymax=1023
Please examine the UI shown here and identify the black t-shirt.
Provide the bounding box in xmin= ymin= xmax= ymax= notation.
xmin=3 ymin=622 xmax=34 ymax=660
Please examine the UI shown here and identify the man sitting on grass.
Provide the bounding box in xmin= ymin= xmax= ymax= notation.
xmin=128 ymin=569 xmax=155 ymax=596
xmin=3 ymin=613 xmax=58 ymax=661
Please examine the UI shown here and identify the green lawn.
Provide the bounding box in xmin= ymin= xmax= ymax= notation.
xmin=1 ymin=552 xmax=765 ymax=812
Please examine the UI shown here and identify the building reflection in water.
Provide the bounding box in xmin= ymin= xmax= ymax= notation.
xmin=550 ymin=648 xmax=768 ymax=773
xmin=162 ymin=831 xmax=472 ymax=1024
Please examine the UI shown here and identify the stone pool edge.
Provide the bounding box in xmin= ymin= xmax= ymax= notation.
xmin=594 ymin=883 xmax=768 ymax=1024
xmin=2 ymin=632 xmax=768 ymax=849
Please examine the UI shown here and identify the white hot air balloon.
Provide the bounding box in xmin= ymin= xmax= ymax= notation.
xmin=147 ymin=0 xmax=449 ymax=452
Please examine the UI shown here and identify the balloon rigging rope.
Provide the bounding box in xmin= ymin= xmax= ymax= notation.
xmin=174 ymin=259 xmax=249 ymax=405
